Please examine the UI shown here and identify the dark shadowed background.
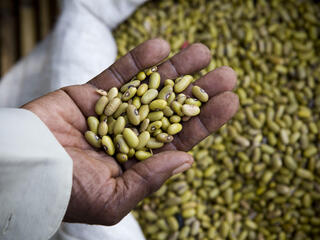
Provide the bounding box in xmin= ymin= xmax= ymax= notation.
xmin=0 ymin=0 xmax=60 ymax=77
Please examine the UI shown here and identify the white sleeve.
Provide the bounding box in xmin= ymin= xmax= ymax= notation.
xmin=0 ymin=108 xmax=73 ymax=240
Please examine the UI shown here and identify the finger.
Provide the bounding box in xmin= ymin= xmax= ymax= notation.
xmin=160 ymin=91 xmax=239 ymax=152
xmin=157 ymin=66 xmax=237 ymax=151
xmin=62 ymin=84 xmax=102 ymax=118
xmin=89 ymin=38 xmax=170 ymax=90
xmin=96 ymin=151 xmax=193 ymax=225
xmin=64 ymin=42 xmax=209 ymax=118
xmin=183 ymin=66 xmax=237 ymax=97
xmin=157 ymin=43 xmax=211 ymax=82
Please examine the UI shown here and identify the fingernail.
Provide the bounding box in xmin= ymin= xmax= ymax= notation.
xmin=172 ymin=163 xmax=191 ymax=176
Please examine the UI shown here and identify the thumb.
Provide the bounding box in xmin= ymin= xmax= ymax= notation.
xmin=105 ymin=151 xmax=193 ymax=225
xmin=123 ymin=150 xmax=194 ymax=198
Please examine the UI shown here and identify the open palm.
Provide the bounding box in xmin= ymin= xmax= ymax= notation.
xmin=22 ymin=39 xmax=238 ymax=225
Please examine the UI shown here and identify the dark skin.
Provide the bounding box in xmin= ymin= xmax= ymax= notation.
xmin=22 ymin=39 xmax=239 ymax=226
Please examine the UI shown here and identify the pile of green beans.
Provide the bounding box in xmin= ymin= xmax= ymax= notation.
xmin=113 ymin=0 xmax=320 ymax=239
xmin=85 ymin=69 xmax=208 ymax=162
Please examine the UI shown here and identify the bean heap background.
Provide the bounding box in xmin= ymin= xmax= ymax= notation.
xmin=85 ymin=71 xmax=208 ymax=163
xmin=113 ymin=0 xmax=320 ymax=239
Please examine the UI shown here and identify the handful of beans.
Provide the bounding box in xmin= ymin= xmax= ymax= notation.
xmin=84 ymin=66 xmax=208 ymax=163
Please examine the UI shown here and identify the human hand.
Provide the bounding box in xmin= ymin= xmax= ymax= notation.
xmin=22 ymin=39 xmax=239 ymax=225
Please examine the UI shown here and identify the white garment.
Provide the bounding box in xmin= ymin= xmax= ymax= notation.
xmin=52 ymin=217 xmax=144 ymax=240
xmin=0 ymin=108 xmax=73 ymax=240
xmin=0 ymin=0 xmax=147 ymax=239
